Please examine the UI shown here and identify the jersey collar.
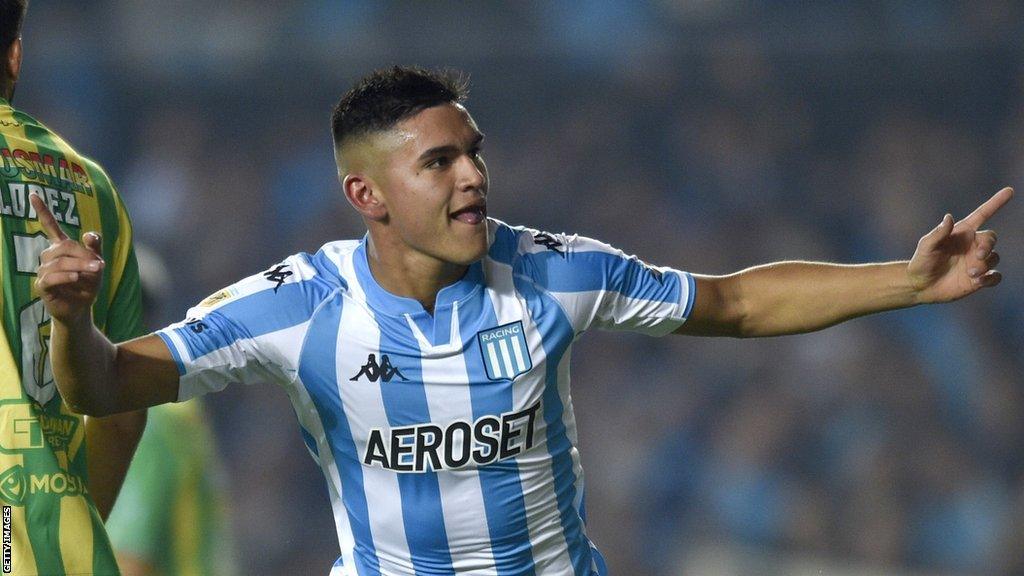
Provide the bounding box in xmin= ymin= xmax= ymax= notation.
xmin=353 ymin=238 xmax=484 ymax=316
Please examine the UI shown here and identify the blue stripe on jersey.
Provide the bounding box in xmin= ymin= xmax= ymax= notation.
xmin=375 ymin=314 xmax=455 ymax=575
xmin=488 ymin=222 xmax=521 ymax=266
xmin=156 ymin=331 xmax=187 ymax=376
xmin=522 ymin=251 xmax=682 ymax=304
xmin=310 ymin=249 xmax=350 ymax=291
xmin=457 ymin=291 xmax=537 ymax=575
xmin=171 ymin=282 xmax=315 ymax=360
xmin=513 ymin=275 xmax=596 ymax=576
xmin=683 ymin=272 xmax=696 ymax=318
xmin=298 ymin=296 xmax=382 ymax=576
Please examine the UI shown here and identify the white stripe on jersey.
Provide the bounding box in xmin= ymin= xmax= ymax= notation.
xmin=482 ymin=256 xmax=576 ymax=574
xmin=548 ymin=282 xmax=690 ymax=336
xmin=286 ymin=371 xmax=359 ymax=574
xmin=416 ymin=301 xmax=499 ymax=575
xmin=174 ymin=320 xmax=308 ymax=401
xmin=335 ymin=298 xmax=415 ymax=575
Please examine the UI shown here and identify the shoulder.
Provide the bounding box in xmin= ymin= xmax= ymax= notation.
xmin=191 ymin=250 xmax=342 ymax=321
xmin=486 ymin=218 xmax=620 ymax=277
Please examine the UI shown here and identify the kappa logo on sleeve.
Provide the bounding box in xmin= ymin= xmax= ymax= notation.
xmin=263 ymin=263 xmax=293 ymax=292
xmin=477 ymin=321 xmax=532 ymax=380
xmin=532 ymin=232 xmax=564 ymax=256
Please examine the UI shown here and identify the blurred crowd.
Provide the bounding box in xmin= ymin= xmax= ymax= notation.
xmin=17 ymin=1 xmax=1024 ymax=574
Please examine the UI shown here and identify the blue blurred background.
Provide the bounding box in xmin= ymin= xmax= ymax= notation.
xmin=17 ymin=1 xmax=1024 ymax=574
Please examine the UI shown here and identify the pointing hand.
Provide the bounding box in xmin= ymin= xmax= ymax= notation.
xmin=29 ymin=192 xmax=105 ymax=324
xmin=908 ymin=187 xmax=1012 ymax=303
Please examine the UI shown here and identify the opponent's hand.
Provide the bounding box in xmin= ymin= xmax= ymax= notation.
xmin=30 ymin=192 xmax=105 ymax=324
xmin=908 ymin=187 xmax=1012 ymax=304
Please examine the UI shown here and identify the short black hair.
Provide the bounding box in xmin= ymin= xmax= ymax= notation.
xmin=0 ymin=0 xmax=26 ymax=54
xmin=331 ymin=66 xmax=468 ymax=148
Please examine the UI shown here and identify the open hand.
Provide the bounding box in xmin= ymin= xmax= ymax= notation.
xmin=30 ymin=192 xmax=105 ymax=323
xmin=908 ymin=187 xmax=1012 ymax=303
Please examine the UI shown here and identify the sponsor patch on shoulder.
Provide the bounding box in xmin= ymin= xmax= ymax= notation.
xmin=197 ymin=288 xmax=237 ymax=308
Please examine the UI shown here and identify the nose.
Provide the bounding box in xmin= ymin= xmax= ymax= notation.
xmin=457 ymin=154 xmax=486 ymax=193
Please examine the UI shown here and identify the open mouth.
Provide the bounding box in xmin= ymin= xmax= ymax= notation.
xmin=450 ymin=203 xmax=487 ymax=225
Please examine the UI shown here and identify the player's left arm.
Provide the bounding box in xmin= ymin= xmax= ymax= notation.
xmin=676 ymin=187 xmax=1012 ymax=337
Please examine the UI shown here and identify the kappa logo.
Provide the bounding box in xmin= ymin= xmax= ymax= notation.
xmin=477 ymin=321 xmax=532 ymax=380
xmin=532 ymin=232 xmax=564 ymax=256
xmin=263 ymin=263 xmax=292 ymax=292
xmin=350 ymin=354 xmax=408 ymax=383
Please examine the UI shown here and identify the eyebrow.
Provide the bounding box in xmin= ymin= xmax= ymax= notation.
xmin=416 ymin=133 xmax=485 ymax=162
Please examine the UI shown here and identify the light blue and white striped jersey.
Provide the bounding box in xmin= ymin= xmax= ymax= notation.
xmin=156 ymin=219 xmax=695 ymax=576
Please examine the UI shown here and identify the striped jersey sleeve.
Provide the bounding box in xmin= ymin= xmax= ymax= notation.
xmin=156 ymin=253 xmax=332 ymax=401
xmin=512 ymin=227 xmax=696 ymax=336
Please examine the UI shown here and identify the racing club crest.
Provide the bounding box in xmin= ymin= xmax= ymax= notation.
xmin=477 ymin=321 xmax=532 ymax=380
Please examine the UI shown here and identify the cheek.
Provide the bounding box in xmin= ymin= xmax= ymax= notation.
xmin=387 ymin=185 xmax=450 ymax=235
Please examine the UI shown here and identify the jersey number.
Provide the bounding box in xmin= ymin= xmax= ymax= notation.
xmin=13 ymin=233 xmax=56 ymax=405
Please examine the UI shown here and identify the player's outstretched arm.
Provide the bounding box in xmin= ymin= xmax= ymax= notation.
xmin=30 ymin=193 xmax=179 ymax=416
xmin=676 ymin=187 xmax=1012 ymax=338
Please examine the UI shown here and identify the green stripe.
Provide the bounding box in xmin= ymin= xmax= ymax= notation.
xmin=26 ymin=401 xmax=67 ymax=576
xmin=0 ymin=127 xmax=29 ymax=395
xmin=103 ymin=244 xmax=144 ymax=343
xmin=82 ymin=160 xmax=120 ymax=332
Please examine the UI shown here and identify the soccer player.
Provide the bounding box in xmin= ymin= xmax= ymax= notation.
xmin=0 ymin=1 xmax=145 ymax=574
xmin=34 ymin=67 xmax=1009 ymax=575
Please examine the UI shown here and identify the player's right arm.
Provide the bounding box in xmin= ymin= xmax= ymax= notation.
xmin=30 ymin=193 xmax=179 ymax=416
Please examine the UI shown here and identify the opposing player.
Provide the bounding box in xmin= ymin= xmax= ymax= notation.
xmin=35 ymin=67 xmax=1009 ymax=575
xmin=0 ymin=1 xmax=145 ymax=574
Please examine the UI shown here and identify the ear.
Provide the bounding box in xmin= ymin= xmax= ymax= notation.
xmin=343 ymin=173 xmax=387 ymax=221
xmin=5 ymin=38 xmax=21 ymax=87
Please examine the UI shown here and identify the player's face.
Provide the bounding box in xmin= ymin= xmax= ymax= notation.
xmin=375 ymin=103 xmax=489 ymax=266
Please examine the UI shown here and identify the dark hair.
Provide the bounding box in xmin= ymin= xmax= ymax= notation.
xmin=0 ymin=0 xmax=26 ymax=54
xmin=331 ymin=66 xmax=467 ymax=147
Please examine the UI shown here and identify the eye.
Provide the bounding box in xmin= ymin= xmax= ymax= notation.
xmin=427 ymin=156 xmax=451 ymax=169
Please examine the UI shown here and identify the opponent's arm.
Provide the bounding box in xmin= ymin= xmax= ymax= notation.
xmin=677 ymin=187 xmax=1012 ymax=338
xmin=85 ymin=411 xmax=146 ymax=519
xmin=30 ymin=193 xmax=179 ymax=415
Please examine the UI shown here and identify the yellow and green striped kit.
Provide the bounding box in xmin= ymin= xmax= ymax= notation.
xmin=0 ymin=97 xmax=142 ymax=576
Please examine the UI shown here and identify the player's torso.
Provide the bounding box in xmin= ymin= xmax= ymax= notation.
xmin=0 ymin=102 xmax=120 ymax=575
xmin=294 ymin=250 xmax=594 ymax=575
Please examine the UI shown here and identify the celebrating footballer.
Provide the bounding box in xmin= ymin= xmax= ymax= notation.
xmin=33 ymin=67 xmax=1010 ymax=576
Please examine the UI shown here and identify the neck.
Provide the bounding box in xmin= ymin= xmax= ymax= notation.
xmin=365 ymin=234 xmax=467 ymax=315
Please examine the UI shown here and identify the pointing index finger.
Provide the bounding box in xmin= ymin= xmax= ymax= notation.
xmin=29 ymin=191 xmax=68 ymax=243
xmin=961 ymin=187 xmax=1014 ymax=229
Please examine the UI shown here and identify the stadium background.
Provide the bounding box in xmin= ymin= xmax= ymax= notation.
xmin=17 ymin=1 xmax=1024 ymax=574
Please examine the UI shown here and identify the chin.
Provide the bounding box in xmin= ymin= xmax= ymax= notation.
xmin=446 ymin=238 xmax=489 ymax=266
